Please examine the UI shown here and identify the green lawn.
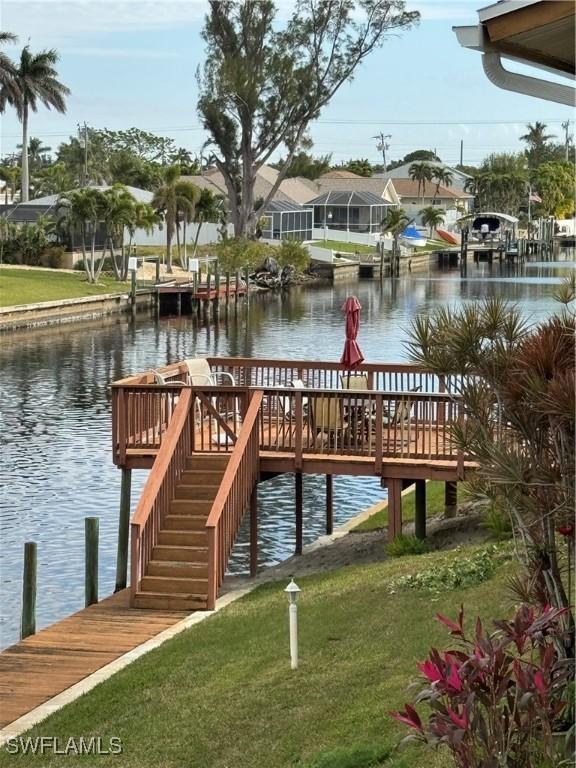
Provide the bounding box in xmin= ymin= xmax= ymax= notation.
xmin=354 ymin=481 xmax=451 ymax=532
xmin=312 ymin=239 xmax=376 ymax=255
xmin=0 ymin=268 xmax=128 ymax=308
xmin=0 ymin=545 xmax=512 ymax=768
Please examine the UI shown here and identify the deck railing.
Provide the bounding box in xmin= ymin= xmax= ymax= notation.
xmin=129 ymin=388 xmax=193 ymax=604
xmin=205 ymin=391 xmax=263 ymax=609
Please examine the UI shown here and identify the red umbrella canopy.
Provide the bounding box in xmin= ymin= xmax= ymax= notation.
xmin=340 ymin=295 xmax=364 ymax=370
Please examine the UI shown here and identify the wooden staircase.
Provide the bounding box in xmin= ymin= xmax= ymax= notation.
xmin=133 ymin=453 xmax=229 ymax=610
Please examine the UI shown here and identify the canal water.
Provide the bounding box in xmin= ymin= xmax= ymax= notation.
xmin=1 ymin=255 xmax=573 ymax=649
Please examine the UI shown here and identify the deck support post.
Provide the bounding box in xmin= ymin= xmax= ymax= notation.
xmin=250 ymin=484 xmax=258 ymax=577
xmin=325 ymin=474 xmax=333 ymax=535
xmin=415 ymin=480 xmax=427 ymax=540
xmin=444 ymin=481 xmax=458 ymax=519
xmin=21 ymin=541 xmax=37 ymax=640
xmin=85 ymin=517 xmax=99 ymax=607
xmin=114 ymin=467 xmax=132 ymax=592
xmin=295 ymin=471 xmax=303 ymax=555
xmin=387 ymin=479 xmax=403 ymax=541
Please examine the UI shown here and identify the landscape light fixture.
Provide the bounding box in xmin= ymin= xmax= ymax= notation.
xmin=284 ymin=578 xmax=301 ymax=670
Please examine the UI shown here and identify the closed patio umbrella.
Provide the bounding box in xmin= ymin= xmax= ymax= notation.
xmin=340 ymin=296 xmax=364 ymax=377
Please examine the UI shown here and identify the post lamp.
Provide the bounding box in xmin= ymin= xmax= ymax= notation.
xmin=284 ymin=578 xmax=301 ymax=670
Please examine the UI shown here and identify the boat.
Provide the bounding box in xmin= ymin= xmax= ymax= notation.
xmin=435 ymin=228 xmax=460 ymax=245
xmin=399 ymin=226 xmax=427 ymax=248
xmin=457 ymin=212 xmax=519 ymax=245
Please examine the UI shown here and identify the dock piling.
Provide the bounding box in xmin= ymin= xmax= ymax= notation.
xmin=444 ymin=482 xmax=458 ymax=519
xmin=85 ymin=517 xmax=99 ymax=606
xmin=295 ymin=472 xmax=303 ymax=555
xmin=415 ymin=480 xmax=427 ymax=539
xmin=250 ymin=485 xmax=258 ymax=577
xmin=325 ymin=474 xmax=333 ymax=535
xmin=21 ymin=542 xmax=37 ymax=640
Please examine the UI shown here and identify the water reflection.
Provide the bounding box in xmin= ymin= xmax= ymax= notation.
xmin=0 ymin=253 xmax=572 ymax=648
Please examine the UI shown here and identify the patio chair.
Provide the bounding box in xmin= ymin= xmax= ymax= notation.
xmin=311 ymin=396 xmax=349 ymax=450
xmin=184 ymin=358 xmax=239 ymax=442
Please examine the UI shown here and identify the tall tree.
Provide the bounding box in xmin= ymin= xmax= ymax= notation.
xmin=345 ymin=158 xmax=373 ymax=177
xmin=431 ymin=167 xmax=453 ymax=200
xmin=198 ymin=0 xmax=418 ymax=238
xmin=17 ymin=136 xmax=51 ymax=168
xmin=57 ymin=188 xmax=103 ymax=283
xmin=152 ymin=166 xmax=199 ymax=273
xmin=465 ymin=153 xmax=528 ymax=215
xmin=3 ymin=46 xmax=70 ymax=202
xmin=381 ymin=206 xmax=410 ymax=272
xmin=408 ymin=161 xmax=434 ymax=202
xmin=520 ymin=121 xmax=556 ymax=168
xmin=191 ymin=188 xmax=223 ymax=258
xmin=279 ymin=150 xmax=332 ymax=180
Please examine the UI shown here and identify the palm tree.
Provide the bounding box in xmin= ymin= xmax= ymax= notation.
xmin=381 ymin=207 xmax=410 ymax=273
xmin=57 ymin=187 xmax=102 ymax=283
xmin=5 ymin=46 xmax=70 ymax=202
xmin=192 ymin=188 xmax=222 ymax=259
xmin=151 ymin=167 xmax=199 ymax=273
xmin=409 ymin=162 xmax=434 ymax=203
xmin=0 ymin=32 xmax=18 ymax=107
xmin=520 ymin=122 xmax=556 ymax=168
xmin=100 ymin=185 xmax=136 ymax=281
xmin=0 ymin=164 xmax=19 ymax=204
xmin=33 ymin=162 xmax=73 ymax=197
xmin=432 ymin=167 xmax=453 ymax=200
xmin=17 ymin=136 xmax=51 ymax=168
xmin=175 ymin=180 xmax=200 ymax=269
xmin=419 ymin=206 xmax=445 ymax=238
xmin=125 ymin=202 xmax=161 ymax=275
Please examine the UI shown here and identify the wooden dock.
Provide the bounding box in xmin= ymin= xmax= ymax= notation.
xmin=0 ymin=590 xmax=187 ymax=730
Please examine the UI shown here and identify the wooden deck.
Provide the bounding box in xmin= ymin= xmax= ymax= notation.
xmin=0 ymin=590 xmax=187 ymax=730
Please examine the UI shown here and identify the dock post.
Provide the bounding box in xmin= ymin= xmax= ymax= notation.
xmin=295 ymin=472 xmax=303 ymax=555
xmin=244 ymin=267 xmax=250 ymax=302
xmin=225 ymin=272 xmax=231 ymax=306
xmin=387 ymin=479 xmax=403 ymax=541
xmin=115 ymin=467 xmax=132 ymax=592
xmin=213 ymin=263 xmax=220 ymax=317
xmin=85 ymin=517 xmax=99 ymax=607
xmin=21 ymin=542 xmax=37 ymax=640
xmin=250 ymin=484 xmax=258 ymax=577
xmin=235 ymin=271 xmax=240 ymax=306
xmin=176 ymin=292 xmax=182 ymax=315
xmin=155 ymin=257 xmax=160 ymax=284
xmin=444 ymin=481 xmax=458 ymax=519
xmin=325 ymin=474 xmax=333 ymax=535
xmin=130 ymin=269 xmax=137 ymax=314
xmin=415 ymin=480 xmax=426 ymax=539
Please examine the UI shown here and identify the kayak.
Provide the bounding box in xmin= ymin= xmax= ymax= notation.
xmin=436 ymin=228 xmax=460 ymax=245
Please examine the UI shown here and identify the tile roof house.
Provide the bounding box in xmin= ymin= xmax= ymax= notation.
xmin=387 ymin=179 xmax=474 ymax=227
xmin=377 ymin=161 xmax=473 ymax=192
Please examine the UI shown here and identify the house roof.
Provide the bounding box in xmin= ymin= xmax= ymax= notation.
xmin=306 ymin=190 xmax=394 ymax=207
xmin=264 ymin=200 xmax=309 ymax=212
xmin=379 ymin=162 xmax=473 ymax=181
xmin=314 ymin=176 xmax=391 ymax=199
xmin=319 ymin=170 xmax=363 ymax=179
xmin=390 ymin=179 xmax=473 ymax=200
xmin=16 ymin=184 xmax=154 ymax=208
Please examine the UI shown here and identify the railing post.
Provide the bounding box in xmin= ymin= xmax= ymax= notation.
xmin=294 ymin=391 xmax=303 ymax=470
xmin=21 ymin=542 xmax=37 ymax=640
xmin=130 ymin=524 xmax=139 ymax=605
xmin=206 ymin=527 xmax=217 ymax=609
xmin=85 ymin=517 xmax=99 ymax=607
xmin=374 ymin=394 xmax=383 ymax=475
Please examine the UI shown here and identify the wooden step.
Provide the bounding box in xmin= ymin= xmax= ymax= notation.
xmin=158 ymin=530 xmax=207 ymax=547
xmin=181 ymin=469 xmax=225 ymax=484
xmin=140 ymin=575 xmax=208 ymax=594
xmin=163 ymin=514 xmax=208 ymax=531
xmin=187 ymin=454 xmax=229 ymax=470
xmin=175 ymin=483 xmax=219 ymax=500
xmin=169 ymin=499 xmax=213 ymax=515
xmin=133 ymin=591 xmax=207 ymax=611
xmin=147 ymin=560 xmax=208 ymax=579
xmin=151 ymin=544 xmax=209 ymax=563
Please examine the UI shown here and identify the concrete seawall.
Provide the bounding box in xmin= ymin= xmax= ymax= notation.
xmin=0 ymin=291 xmax=155 ymax=332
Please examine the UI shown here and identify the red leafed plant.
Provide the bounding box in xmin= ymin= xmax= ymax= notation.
xmin=390 ymin=604 xmax=575 ymax=767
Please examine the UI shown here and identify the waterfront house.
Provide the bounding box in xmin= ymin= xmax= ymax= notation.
xmin=388 ymin=179 xmax=474 ymax=227
xmin=378 ymin=162 xmax=473 ymax=193
xmin=305 ymin=190 xmax=394 ymax=234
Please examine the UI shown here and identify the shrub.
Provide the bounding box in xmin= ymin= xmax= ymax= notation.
xmin=482 ymin=504 xmax=512 ymax=541
xmin=390 ymin=604 xmax=574 ymax=768
xmin=40 ymin=246 xmax=65 ymax=269
xmin=276 ymin=239 xmax=310 ymax=271
xmin=388 ymin=546 xmax=509 ymax=594
xmin=386 ymin=535 xmax=428 ymax=557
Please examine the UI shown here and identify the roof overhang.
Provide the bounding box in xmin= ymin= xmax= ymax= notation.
xmin=454 ymin=0 xmax=575 ymax=105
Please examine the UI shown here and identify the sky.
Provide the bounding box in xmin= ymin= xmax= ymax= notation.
xmin=0 ymin=0 xmax=573 ymax=168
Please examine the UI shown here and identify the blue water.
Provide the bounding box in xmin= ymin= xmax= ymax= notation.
xmin=0 ymin=254 xmax=573 ymax=648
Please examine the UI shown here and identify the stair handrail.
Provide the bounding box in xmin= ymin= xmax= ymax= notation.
xmin=205 ymin=390 xmax=263 ymax=608
xmin=130 ymin=387 xmax=193 ymax=604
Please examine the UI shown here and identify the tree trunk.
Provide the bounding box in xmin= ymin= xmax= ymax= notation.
xmin=175 ymin=218 xmax=181 ymax=265
xmin=109 ymin=236 xmax=121 ymax=280
xmin=21 ymin=102 xmax=29 ymax=203
xmin=182 ymin=219 xmax=187 ymax=270
xmin=192 ymin=213 xmax=204 ymax=258
xmin=166 ymin=228 xmax=172 ymax=274
xmin=81 ymin=225 xmax=92 ymax=283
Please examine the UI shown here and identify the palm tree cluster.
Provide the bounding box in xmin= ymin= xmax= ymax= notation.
xmin=408 ymin=162 xmax=453 ymax=203
xmin=464 ymin=153 xmax=528 ymax=215
xmin=0 ymin=33 xmax=70 ymax=202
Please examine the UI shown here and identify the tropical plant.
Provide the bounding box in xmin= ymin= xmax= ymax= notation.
xmin=151 ymin=166 xmax=200 ymax=272
xmin=279 ymin=150 xmax=332 ymax=180
xmin=57 ymin=187 xmax=104 ymax=283
xmin=381 ymin=207 xmax=410 ymax=246
xmin=2 ymin=46 xmax=70 ymax=202
xmin=0 ymin=31 xmax=18 ymax=107
xmin=419 ymin=206 xmax=445 ymax=238
xmin=198 ymin=0 xmax=419 ymax=238
xmin=17 ymin=136 xmax=51 ymax=168
xmin=431 ymin=167 xmax=453 ymax=199
xmin=386 ymin=534 xmax=428 ymax=557
xmin=531 ymin=161 xmax=576 ymax=218
xmin=520 ymin=121 xmax=557 ymax=168
xmin=126 ymin=202 xmax=161 ymax=265
xmin=408 ymin=161 xmax=434 ymax=202
xmin=0 ymin=164 xmax=19 ymax=204
xmin=275 ymin=239 xmax=309 ymax=272
xmin=175 ymin=180 xmax=200 ymax=269
xmin=390 ymin=604 xmax=574 ymax=767
xmin=407 ymin=294 xmax=575 ymax=651
xmin=464 ymin=153 xmax=528 ymax=215
xmin=100 ymin=185 xmax=137 ymax=281
xmin=345 ymin=159 xmax=372 ymax=177
xmin=31 ymin=161 xmax=73 ymax=197
xmin=214 ymin=237 xmax=273 ymax=273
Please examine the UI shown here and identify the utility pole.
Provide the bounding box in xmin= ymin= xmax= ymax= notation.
xmin=562 ymin=120 xmax=571 ymax=161
xmin=78 ymin=122 xmax=89 ymax=186
xmin=373 ymin=132 xmax=391 ymax=176
xmin=460 ymin=139 xmax=464 ymax=167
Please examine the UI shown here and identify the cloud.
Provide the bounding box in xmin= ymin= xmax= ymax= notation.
xmin=60 ymin=46 xmax=186 ymax=60
xmin=2 ymin=1 xmax=207 ymax=44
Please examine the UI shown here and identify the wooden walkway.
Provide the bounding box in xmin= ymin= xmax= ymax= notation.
xmin=0 ymin=590 xmax=188 ymax=729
